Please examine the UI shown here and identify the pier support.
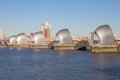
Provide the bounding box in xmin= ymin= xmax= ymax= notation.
xmin=91 ymin=45 xmax=119 ymax=53
xmin=54 ymin=44 xmax=75 ymax=50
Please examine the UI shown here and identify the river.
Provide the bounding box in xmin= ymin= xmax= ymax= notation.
xmin=0 ymin=48 xmax=120 ymax=80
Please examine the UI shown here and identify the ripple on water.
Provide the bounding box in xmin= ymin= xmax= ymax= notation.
xmin=0 ymin=48 xmax=120 ymax=80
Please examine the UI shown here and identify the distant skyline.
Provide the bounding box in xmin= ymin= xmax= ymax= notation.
xmin=0 ymin=0 xmax=120 ymax=37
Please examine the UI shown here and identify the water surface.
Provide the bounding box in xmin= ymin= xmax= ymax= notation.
xmin=0 ymin=48 xmax=120 ymax=80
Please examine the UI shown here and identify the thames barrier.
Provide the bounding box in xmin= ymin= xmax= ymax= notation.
xmin=0 ymin=23 xmax=120 ymax=53
xmin=0 ymin=28 xmax=88 ymax=51
xmin=90 ymin=25 xmax=120 ymax=53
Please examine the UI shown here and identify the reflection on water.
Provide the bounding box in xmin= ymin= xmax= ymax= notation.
xmin=0 ymin=48 xmax=120 ymax=80
xmin=92 ymin=53 xmax=120 ymax=68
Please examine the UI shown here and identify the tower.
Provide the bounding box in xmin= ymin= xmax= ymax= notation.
xmin=0 ymin=29 xmax=5 ymax=40
xmin=41 ymin=22 xmax=51 ymax=40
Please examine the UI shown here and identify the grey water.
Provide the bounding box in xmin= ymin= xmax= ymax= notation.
xmin=0 ymin=48 xmax=120 ymax=80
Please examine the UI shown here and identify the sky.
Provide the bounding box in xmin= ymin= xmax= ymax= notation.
xmin=0 ymin=0 xmax=120 ymax=37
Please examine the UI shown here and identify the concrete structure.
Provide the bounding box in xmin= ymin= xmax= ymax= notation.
xmin=31 ymin=31 xmax=48 ymax=45
xmin=91 ymin=25 xmax=117 ymax=45
xmin=7 ymin=31 xmax=53 ymax=49
xmin=30 ymin=31 xmax=52 ymax=49
xmin=7 ymin=33 xmax=29 ymax=48
xmin=9 ymin=35 xmax=17 ymax=44
xmin=16 ymin=33 xmax=29 ymax=44
xmin=55 ymin=29 xmax=73 ymax=44
xmin=90 ymin=25 xmax=118 ymax=53
xmin=54 ymin=29 xmax=75 ymax=50
xmin=91 ymin=45 xmax=119 ymax=53
xmin=41 ymin=22 xmax=51 ymax=39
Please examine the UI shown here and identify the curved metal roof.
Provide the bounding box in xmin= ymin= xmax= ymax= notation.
xmin=93 ymin=25 xmax=117 ymax=45
xmin=16 ymin=33 xmax=28 ymax=44
xmin=9 ymin=35 xmax=17 ymax=39
xmin=55 ymin=29 xmax=73 ymax=44
xmin=31 ymin=31 xmax=48 ymax=44
xmin=17 ymin=33 xmax=25 ymax=36
xmin=9 ymin=35 xmax=17 ymax=44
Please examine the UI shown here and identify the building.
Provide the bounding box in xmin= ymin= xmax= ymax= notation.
xmin=55 ymin=28 xmax=73 ymax=44
xmin=91 ymin=24 xmax=117 ymax=45
xmin=31 ymin=31 xmax=48 ymax=45
xmin=0 ymin=29 xmax=5 ymax=40
xmin=9 ymin=35 xmax=17 ymax=44
xmin=16 ymin=33 xmax=29 ymax=44
xmin=41 ymin=22 xmax=51 ymax=40
xmin=54 ymin=28 xmax=75 ymax=50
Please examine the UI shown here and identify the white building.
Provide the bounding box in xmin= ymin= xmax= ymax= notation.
xmin=31 ymin=31 xmax=48 ymax=45
xmin=16 ymin=33 xmax=29 ymax=44
xmin=41 ymin=22 xmax=51 ymax=39
xmin=0 ymin=29 xmax=5 ymax=40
